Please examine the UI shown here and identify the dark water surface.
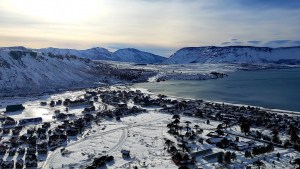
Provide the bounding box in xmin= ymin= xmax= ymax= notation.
xmin=134 ymin=68 xmax=300 ymax=112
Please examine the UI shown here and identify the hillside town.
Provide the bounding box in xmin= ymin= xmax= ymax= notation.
xmin=0 ymin=86 xmax=299 ymax=169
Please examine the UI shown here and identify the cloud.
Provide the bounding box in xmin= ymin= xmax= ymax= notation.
xmin=247 ymin=41 xmax=262 ymax=45
xmin=0 ymin=0 xmax=300 ymax=52
xmin=226 ymin=0 xmax=300 ymax=10
xmin=220 ymin=39 xmax=243 ymax=46
xmin=220 ymin=39 xmax=300 ymax=48
xmin=221 ymin=42 xmax=231 ymax=45
xmin=264 ymin=40 xmax=300 ymax=47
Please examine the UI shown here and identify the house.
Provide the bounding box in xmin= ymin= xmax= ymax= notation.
xmin=121 ymin=150 xmax=130 ymax=157
xmin=2 ymin=160 xmax=14 ymax=168
xmin=19 ymin=117 xmax=42 ymax=125
xmin=117 ymin=103 xmax=127 ymax=109
xmin=38 ymin=148 xmax=48 ymax=155
xmin=230 ymin=141 xmax=256 ymax=151
xmin=56 ymin=100 xmax=62 ymax=105
xmin=3 ymin=117 xmax=17 ymax=126
xmin=16 ymin=159 xmax=24 ymax=169
xmin=42 ymin=122 xmax=51 ymax=129
xmin=206 ymin=137 xmax=224 ymax=144
xmin=56 ymin=113 xmax=68 ymax=120
xmin=5 ymin=104 xmax=25 ymax=112
xmin=3 ymin=129 xmax=10 ymax=134
xmin=0 ymin=148 xmax=6 ymax=155
xmin=86 ymin=91 xmax=97 ymax=96
xmin=67 ymin=127 xmax=79 ymax=136
xmin=207 ymin=130 xmax=225 ymax=137
xmin=172 ymin=152 xmax=192 ymax=166
xmin=27 ymin=147 xmax=36 ymax=154
xmin=26 ymin=160 xmax=37 ymax=168
xmin=18 ymin=148 xmax=25 ymax=155
xmin=203 ymin=152 xmax=224 ymax=161
xmin=83 ymin=106 xmax=96 ymax=113
xmin=67 ymin=99 xmax=90 ymax=107
xmin=50 ymin=101 xmax=55 ymax=107
xmin=63 ymin=99 xmax=71 ymax=106
xmin=8 ymin=148 xmax=16 ymax=156
xmin=40 ymin=102 xmax=47 ymax=106
xmin=191 ymin=149 xmax=213 ymax=158
xmin=12 ymin=128 xmax=21 ymax=135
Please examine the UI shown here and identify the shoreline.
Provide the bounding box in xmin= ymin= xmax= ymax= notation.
xmin=132 ymin=86 xmax=300 ymax=116
xmin=1 ymin=83 xmax=299 ymax=116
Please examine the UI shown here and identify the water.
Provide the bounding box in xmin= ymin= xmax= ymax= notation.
xmin=134 ymin=68 xmax=300 ymax=112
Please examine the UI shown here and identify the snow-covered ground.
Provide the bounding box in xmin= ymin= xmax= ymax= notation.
xmin=103 ymin=61 xmax=298 ymax=82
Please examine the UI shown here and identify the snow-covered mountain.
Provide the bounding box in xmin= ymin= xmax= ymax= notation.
xmin=0 ymin=47 xmax=160 ymax=96
xmin=164 ymin=46 xmax=300 ymax=64
xmin=112 ymin=48 xmax=166 ymax=64
xmin=37 ymin=47 xmax=113 ymax=60
xmin=37 ymin=47 xmax=166 ymax=64
xmin=0 ymin=47 xmax=112 ymax=96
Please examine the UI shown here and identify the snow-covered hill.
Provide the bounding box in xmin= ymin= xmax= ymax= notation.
xmin=37 ymin=47 xmax=113 ymax=60
xmin=0 ymin=47 xmax=160 ymax=96
xmin=37 ymin=47 xmax=166 ymax=64
xmin=113 ymin=48 xmax=166 ymax=64
xmin=164 ymin=46 xmax=300 ymax=64
xmin=0 ymin=47 xmax=113 ymax=96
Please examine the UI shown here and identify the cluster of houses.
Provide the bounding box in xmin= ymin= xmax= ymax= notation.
xmin=0 ymin=88 xmax=159 ymax=168
xmin=0 ymin=114 xmax=95 ymax=168
xmin=206 ymin=130 xmax=256 ymax=150
xmin=161 ymin=99 xmax=300 ymax=146
xmin=1 ymin=87 xmax=298 ymax=168
xmin=159 ymin=97 xmax=300 ymax=168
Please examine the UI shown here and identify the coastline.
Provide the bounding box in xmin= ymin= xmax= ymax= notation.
xmin=132 ymin=86 xmax=300 ymax=116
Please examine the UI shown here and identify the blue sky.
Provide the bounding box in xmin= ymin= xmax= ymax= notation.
xmin=0 ymin=0 xmax=299 ymax=56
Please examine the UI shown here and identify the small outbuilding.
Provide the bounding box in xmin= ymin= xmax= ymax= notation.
xmin=121 ymin=150 xmax=130 ymax=157
xmin=5 ymin=104 xmax=25 ymax=112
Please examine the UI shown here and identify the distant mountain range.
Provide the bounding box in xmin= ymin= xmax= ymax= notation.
xmin=164 ymin=46 xmax=300 ymax=64
xmin=1 ymin=45 xmax=300 ymax=96
xmin=37 ymin=46 xmax=300 ymax=65
xmin=37 ymin=47 xmax=166 ymax=64
xmin=1 ymin=45 xmax=300 ymax=65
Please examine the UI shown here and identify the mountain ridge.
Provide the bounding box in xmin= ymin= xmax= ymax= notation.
xmin=2 ymin=45 xmax=300 ymax=64
xmin=164 ymin=46 xmax=300 ymax=64
xmin=36 ymin=47 xmax=166 ymax=64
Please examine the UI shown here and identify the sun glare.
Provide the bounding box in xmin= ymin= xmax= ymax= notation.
xmin=9 ymin=0 xmax=100 ymax=23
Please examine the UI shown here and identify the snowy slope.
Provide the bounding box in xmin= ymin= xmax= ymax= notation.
xmin=37 ymin=47 xmax=113 ymax=60
xmin=0 ymin=47 xmax=109 ymax=96
xmin=37 ymin=47 xmax=166 ymax=64
xmin=164 ymin=46 xmax=300 ymax=64
xmin=112 ymin=48 xmax=166 ymax=64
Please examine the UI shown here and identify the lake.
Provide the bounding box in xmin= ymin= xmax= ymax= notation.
xmin=134 ymin=68 xmax=300 ymax=112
